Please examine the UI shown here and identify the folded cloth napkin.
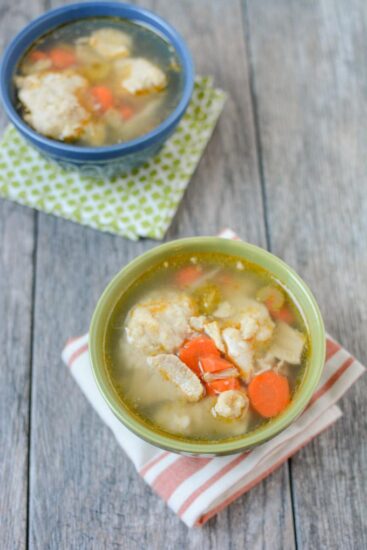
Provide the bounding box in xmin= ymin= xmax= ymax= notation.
xmin=61 ymin=230 xmax=365 ymax=527
xmin=0 ymin=76 xmax=225 ymax=240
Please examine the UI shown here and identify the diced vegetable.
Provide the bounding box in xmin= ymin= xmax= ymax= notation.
xmin=199 ymin=355 xmax=235 ymax=374
xmin=193 ymin=282 xmax=221 ymax=315
xmin=175 ymin=265 xmax=203 ymax=288
xmin=90 ymin=85 xmax=115 ymax=112
xmin=120 ymin=104 xmax=135 ymax=120
xmin=248 ymin=370 xmax=290 ymax=418
xmin=215 ymin=272 xmax=234 ymax=286
xmin=271 ymin=306 xmax=295 ymax=324
xmin=29 ymin=50 xmax=48 ymax=62
xmin=206 ymin=378 xmax=241 ymax=396
xmin=257 ymin=285 xmax=285 ymax=312
xmin=49 ymin=48 xmax=77 ymax=69
xmin=178 ymin=336 xmax=220 ymax=376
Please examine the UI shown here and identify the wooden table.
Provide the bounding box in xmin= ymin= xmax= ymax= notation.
xmin=1 ymin=1 xmax=366 ymax=548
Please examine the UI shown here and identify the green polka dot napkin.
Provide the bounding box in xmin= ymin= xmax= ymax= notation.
xmin=0 ymin=76 xmax=226 ymax=240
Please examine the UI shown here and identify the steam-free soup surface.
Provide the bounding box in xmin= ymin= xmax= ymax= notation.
xmin=106 ymin=253 xmax=309 ymax=441
xmin=14 ymin=17 xmax=183 ymax=146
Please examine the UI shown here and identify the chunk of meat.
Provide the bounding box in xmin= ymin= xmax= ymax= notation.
xmin=222 ymin=327 xmax=254 ymax=382
xmin=148 ymin=354 xmax=204 ymax=402
xmin=15 ymin=71 xmax=89 ymax=141
xmin=254 ymin=353 xmax=276 ymax=374
xmin=204 ymin=321 xmax=225 ymax=352
xmin=213 ymin=301 xmax=233 ymax=318
xmin=239 ymin=300 xmax=275 ymax=342
xmin=213 ymin=390 xmax=249 ymax=419
xmin=89 ymin=28 xmax=131 ymax=59
xmin=125 ymin=292 xmax=195 ymax=355
xmin=189 ymin=316 xmax=225 ymax=352
xmin=189 ymin=315 xmax=206 ymax=332
xmin=115 ymin=58 xmax=167 ymax=94
xmin=268 ymin=322 xmax=306 ymax=364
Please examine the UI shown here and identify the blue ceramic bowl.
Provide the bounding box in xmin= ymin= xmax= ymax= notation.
xmin=0 ymin=2 xmax=194 ymax=177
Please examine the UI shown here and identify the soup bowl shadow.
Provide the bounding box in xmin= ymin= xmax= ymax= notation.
xmin=89 ymin=237 xmax=326 ymax=456
xmin=0 ymin=2 xmax=194 ymax=178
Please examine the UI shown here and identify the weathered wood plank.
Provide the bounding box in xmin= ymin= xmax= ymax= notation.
xmin=0 ymin=202 xmax=35 ymax=550
xmin=27 ymin=0 xmax=295 ymax=549
xmin=245 ymin=0 xmax=367 ymax=548
xmin=0 ymin=2 xmax=41 ymax=548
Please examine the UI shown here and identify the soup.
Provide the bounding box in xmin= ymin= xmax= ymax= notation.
xmin=14 ymin=17 xmax=183 ymax=146
xmin=106 ymin=253 xmax=309 ymax=441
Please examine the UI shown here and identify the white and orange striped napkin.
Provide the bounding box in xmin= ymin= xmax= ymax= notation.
xmin=61 ymin=231 xmax=365 ymax=527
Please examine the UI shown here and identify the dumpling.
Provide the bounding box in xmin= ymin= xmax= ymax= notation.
xmin=88 ymin=28 xmax=132 ymax=59
xmin=125 ymin=292 xmax=196 ymax=354
xmin=15 ymin=71 xmax=89 ymax=141
xmin=239 ymin=300 xmax=275 ymax=342
xmin=213 ymin=390 xmax=249 ymax=419
xmin=115 ymin=58 xmax=167 ymax=94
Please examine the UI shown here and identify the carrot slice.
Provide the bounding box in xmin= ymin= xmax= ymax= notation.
xmin=248 ymin=371 xmax=290 ymax=418
xmin=120 ymin=104 xmax=135 ymax=120
xmin=49 ymin=48 xmax=76 ymax=69
xmin=175 ymin=265 xmax=203 ymax=288
xmin=257 ymin=286 xmax=285 ymax=312
xmin=29 ymin=50 xmax=48 ymax=62
xmin=206 ymin=378 xmax=241 ymax=396
xmin=90 ymin=86 xmax=115 ymax=112
xmin=199 ymin=355 xmax=234 ymax=374
xmin=271 ymin=306 xmax=295 ymax=325
xmin=178 ymin=336 xmax=220 ymax=376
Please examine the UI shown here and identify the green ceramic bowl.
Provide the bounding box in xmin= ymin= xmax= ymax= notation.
xmin=89 ymin=237 xmax=325 ymax=456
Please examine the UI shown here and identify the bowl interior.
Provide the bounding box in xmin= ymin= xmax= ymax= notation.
xmin=90 ymin=237 xmax=325 ymax=455
xmin=0 ymin=1 xmax=194 ymax=159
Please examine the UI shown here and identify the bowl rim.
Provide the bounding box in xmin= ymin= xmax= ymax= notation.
xmin=89 ymin=237 xmax=326 ymax=455
xmin=0 ymin=1 xmax=194 ymax=160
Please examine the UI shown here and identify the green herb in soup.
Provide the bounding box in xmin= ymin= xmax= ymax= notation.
xmin=14 ymin=17 xmax=183 ymax=146
xmin=105 ymin=253 xmax=310 ymax=441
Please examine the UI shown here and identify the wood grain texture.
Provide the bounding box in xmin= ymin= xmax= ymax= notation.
xmin=3 ymin=0 xmax=366 ymax=547
xmin=0 ymin=202 xmax=35 ymax=550
xmin=244 ymin=0 xmax=367 ymax=548
xmin=26 ymin=0 xmax=295 ymax=549
xmin=0 ymin=2 xmax=41 ymax=548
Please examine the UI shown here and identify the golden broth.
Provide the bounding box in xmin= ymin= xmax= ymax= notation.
xmin=105 ymin=252 xmax=310 ymax=442
xmin=15 ymin=17 xmax=183 ymax=146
